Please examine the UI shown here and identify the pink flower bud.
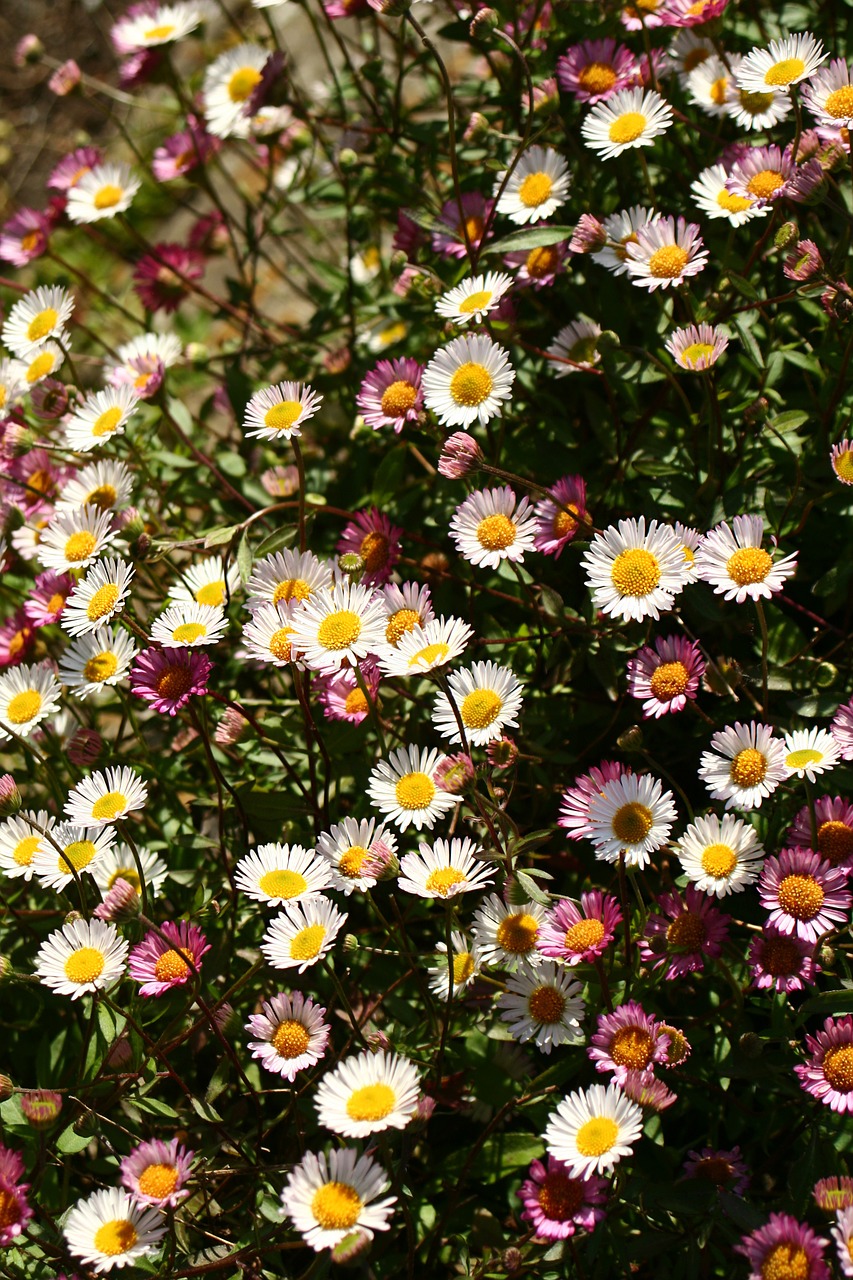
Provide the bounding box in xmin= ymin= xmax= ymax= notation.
xmin=438 ymin=432 xmax=482 ymax=479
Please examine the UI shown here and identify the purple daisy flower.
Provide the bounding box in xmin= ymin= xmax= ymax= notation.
xmin=588 ymin=999 xmax=669 ymax=1082
xmin=558 ymin=760 xmax=630 ymax=841
xmin=0 ymin=1176 xmax=32 ymax=1246
xmin=539 ymin=891 xmax=623 ymax=966
xmin=832 ymin=698 xmax=853 ymax=761
xmin=556 ymin=38 xmax=638 ymax=103
xmin=795 ymin=1015 xmax=853 ymax=1113
xmin=120 ymin=1137 xmax=194 ymax=1207
xmin=683 ymin=1147 xmax=749 ymax=1195
xmin=788 ymin=796 xmax=853 ymax=872
xmin=638 ymin=885 xmax=730 ymax=979
xmin=130 ymin=647 xmax=212 ymax=716
xmin=517 ymin=1156 xmax=607 ymax=1241
xmin=532 ymin=475 xmax=589 ymax=559
xmin=23 ymin=570 xmax=75 ymax=626
xmin=0 ymin=208 xmax=50 ymax=267
xmin=336 ymin=509 xmax=402 ymax=587
xmin=431 ymin=192 xmax=495 ymax=260
xmin=133 ymin=243 xmax=205 ymax=315
xmin=316 ymin=657 xmax=381 ymax=724
xmin=504 ymin=235 xmax=569 ymax=290
xmin=46 ymin=146 xmax=102 ymax=191
xmin=128 ymin=920 xmax=210 ymax=997
xmin=621 ymin=1069 xmax=677 ymax=1111
xmin=356 ymin=358 xmax=424 ymax=434
xmin=0 ymin=1145 xmax=24 ymax=1186
xmin=748 ymin=927 xmax=819 ymax=994
xmin=626 ymin=635 xmax=705 ymax=719
xmin=758 ymin=849 xmax=851 ymax=943
xmin=736 ymin=1213 xmax=829 ymax=1280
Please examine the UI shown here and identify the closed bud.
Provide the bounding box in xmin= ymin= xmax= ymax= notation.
xmin=469 ymin=6 xmax=499 ymax=38
xmin=185 ymin=342 xmax=209 ymax=362
xmin=330 ymin=1230 xmax=372 ymax=1265
xmin=819 ymin=944 xmax=836 ymax=968
xmin=815 ymin=662 xmax=838 ymax=689
xmin=502 ymin=1247 xmax=523 ymax=1275
xmin=74 ymin=1111 xmax=98 ymax=1137
xmin=64 ymin=910 xmax=84 ymax=927
xmin=324 ymin=346 xmax=351 ymax=375
xmin=21 ymin=1089 xmax=62 ymax=1129
xmin=338 ymin=552 xmax=365 ymax=580
xmin=367 ymin=1029 xmax=391 ymax=1051
xmin=617 ymin=725 xmax=644 ymax=753
xmin=338 ymin=148 xmax=359 ymax=171
xmin=390 ymin=249 xmax=409 ymax=277
xmin=463 ymin=112 xmax=490 ymax=143
xmin=0 ymin=1075 xmax=13 ymax=1101
xmin=93 ymin=878 xmax=141 ymax=923
xmin=738 ymin=1032 xmax=763 ymax=1059
xmin=774 ymin=220 xmax=798 ymax=249
xmin=342 ymin=933 xmax=360 ymax=953
xmin=372 ymin=0 xmax=411 ymax=14
xmin=67 ymin=727 xmax=102 ymax=768
xmin=14 ymin=34 xmax=44 ymax=66
xmin=0 ymin=775 xmax=21 ymax=818
xmin=412 ymin=1094 xmax=436 ymax=1126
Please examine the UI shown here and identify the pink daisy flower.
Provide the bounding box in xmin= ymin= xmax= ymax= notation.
xmin=620 ymin=0 xmax=664 ymax=31
xmin=748 ymin=926 xmax=819 ymax=994
xmin=625 ymin=215 xmax=708 ymax=291
xmin=639 ymin=885 xmax=730 ymax=979
xmin=683 ymin=1147 xmax=749 ymax=1195
xmin=588 ymin=999 xmax=669 ymax=1082
xmin=538 ymin=891 xmax=623 ymax=965
xmin=244 ymin=990 xmax=330 ymax=1081
xmin=814 ymin=1177 xmax=853 ymax=1213
xmin=0 ymin=1177 xmax=32 ymax=1246
xmin=504 ymin=235 xmax=569 ymax=289
xmin=129 ymin=920 xmax=210 ymax=997
xmin=532 ymin=475 xmax=589 ymax=558
xmin=831 ymin=697 xmax=853 ymax=761
xmin=120 ymin=1137 xmax=194 ymax=1207
xmin=316 ymin=657 xmax=380 ymax=724
xmin=0 ymin=208 xmax=50 ymax=266
xmin=558 ymin=760 xmax=629 ymax=841
xmin=130 ymin=647 xmax=212 ymax=716
xmin=0 ymin=611 xmax=34 ymax=668
xmin=556 ymin=39 xmax=638 ymax=103
xmin=758 ymin=849 xmax=851 ymax=943
xmin=0 ymin=1145 xmax=25 ymax=1185
xmin=47 ymin=146 xmax=102 ymax=191
xmin=133 ymin=243 xmax=205 ymax=314
xmin=431 ymin=193 xmax=495 ymax=260
xmin=795 ymin=1015 xmax=853 ymax=1113
xmin=621 ymin=1070 xmax=677 ymax=1111
xmin=727 ymin=144 xmax=824 ymax=208
xmin=356 ymin=358 xmax=424 ymax=434
xmin=788 ymin=796 xmax=853 ymax=872
xmin=658 ymin=0 xmax=729 ymax=25
xmin=152 ymin=122 xmax=217 ymax=182
xmin=9 ymin=448 xmax=65 ymax=516
xmin=626 ymin=634 xmax=705 ymax=718
xmin=737 ymin=1214 xmax=829 ymax=1280
xmin=517 ymin=1157 xmax=607 ymax=1241
xmin=336 ymin=509 xmax=402 ymax=587
xmin=323 ymin=0 xmax=371 ymax=18
xmin=24 ymin=570 xmax=75 ymax=626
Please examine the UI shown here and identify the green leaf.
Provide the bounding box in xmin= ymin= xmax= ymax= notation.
xmin=482 ymin=226 xmax=574 ymax=256
xmin=514 ymin=868 xmax=551 ymax=905
xmin=237 ymin=531 xmax=253 ymax=584
xmin=55 ymin=1123 xmax=92 ymax=1155
xmin=732 ymin=316 xmax=764 ymax=369
xmin=771 ymin=409 xmax=809 ymax=433
xmin=203 ymin=523 xmax=241 ymax=549
xmin=795 ymin=988 xmax=853 ymax=1021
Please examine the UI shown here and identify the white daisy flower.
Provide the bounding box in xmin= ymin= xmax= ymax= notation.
xmin=695 ymin=514 xmax=797 ymax=602
xmin=581 ymin=517 xmax=688 ymax=623
xmin=736 ymin=32 xmax=826 ymax=94
xmin=698 ymin=720 xmax=787 ymax=810
xmin=674 ymin=522 xmax=703 ymax=581
xmin=0 ymin=357 xmax=27 ymax=415
xmin=435 ymin=271 xmax=514 ymax=325
xmin=235 ymin=843 xmax=332 ymax=906
xmin=63 ymin=1185 xmax=166 ymax=1271
xmin=241 ymin=601 xmax=300 ymax=667
xmin=803 ymin=57 xmax=853 ymax=126
xmin=246 ymin=548 xmax=330 ymax=613
xmin=112 ymin=1 xmax=206 ymax=50
xmin=113 ymin=332 xmax=182 ymax=384
xmin=66 ymin=162 xmax=141 ymax=224
xmin=2 ymin=285 xmax=74 ymax=358
xmin=64 ymin=766 xmax=148 ymax=826
xmin=377 ymin=615 xmax=473 ymax=677
xmin=429 ymin=930 xmax=482 ymax=1000
xmin=687 ymin=54 xmax=738 ymax=118
xmin=380 ymin=581 xmax=435 ymax=648
xmin=316 ymin=817 xmax=397 ymax=895
xmin=587 ymin=773 xmax=678 ymax=868
xmin=0 ymin=663 xmax=61 ymax=738
xmin=169 ymin=556 xmax=242 ymax=608
xmin=32 ymin=821 xmax=116 ymax=892
xmin=313 ymin=1049 xmax=421 ymax=1139
xmin=368 ymin=744 xmax=462 ymax=832
xmin=56 ymin=459 xmax=134 ymax=515
xmin=64 ymin=385 xmax=141 ymax=453
xmin=57 ymin=627 xmax=137 ymax=700
xmin=398 ymin=835 xmax=495 ymax=899
xmin=690 ymin=164 xmax=763 ymax=226
xmin=449 ymin=485 xmax=536 ymax=570
xmin=669 ymin=30 xmax=715 ymax=85
xmin=675 ymin=812 xmax=765 ymax=897
xmin=625 ymin=215 xmax=708 ymax=290
xmin=544 ymin=1082 xmax=644 ymax=1179
xmin=149 ymin=601 xmax=228 ymax=648
xmin=432 ymin=660 xmax=523 ymax=746
xmin=546 ymin=319 xmax=602 ymax=376
xmin=782 ymin=727 xmax=840 ymax=782
xmin=497 ymin=960 xmax=585 ymax=1054
xmin=62 ymin=558 xmax=135 ymax=637
xmin=245 ymin=990 xmax=329 ymax=1082
xmin=724 ymin=83 xmax=792 ymax=130
xmin=288 ymin=582 xmax=386 ymax=674
xmin=35 ymin=918 xmax=129 ymax=1001
xmin=472 ymin=893 xmax=547 ymax=970
xmin=38 ymin=506 xmax=117 ymax=574
xmin=203 ymin=43 xmax=269 ymax=139
xmin=494 ymin=145 xmax=571 ymax=224
xmin=92 ymin=843 xmax=168 ymax=900
xmin=591 ymin=205 xmax=661 ymax=276
xmin=261 ymin=897 xmax=348 ymax=972
xmin=581 ymin=87 xmax=673 ymax=160
xmin=422 ymin=333 xmax=515 ymax=429
xmin=243 ymin=381 xmax=323 ymax=441
xmin=22 ymin=341 xmax=65 ymax=386
xmin=281 ymin=1147 xmax=396 ymax=1253
xmin=0 ymin=810 xmax=54 ymax=881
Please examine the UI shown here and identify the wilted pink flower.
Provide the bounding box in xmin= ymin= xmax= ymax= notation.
xmin=433 ymin=752 xmax=475 ymax=794
xmin=214 ymin=706 xmax=249 ymax=746
xmin=48 ymin=60 xmax=81 ymax=96
xmin=94 ymin=877 xmax=141 ymax=923
xmin=188 ymin=211 xmax=229 ymax=254
xmin=784 ymin=239 xmax=824 ymax=281
xmin=569 ymin=213 xmax=607 ymax=254
xmin=683 ymin=1147 xmax=749 ymax=1194
xmin=438 ymin=432 xmax=483 ymax=479
xmin=133 ymin=243 xmax=204 ymax=314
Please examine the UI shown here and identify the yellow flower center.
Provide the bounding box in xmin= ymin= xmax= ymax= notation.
xmin=395 ymin=771 xmax=436 ymax=810
xmin=317 ymin=610 xmax=362 ymax=651
xmin=449 ymin=361 xmax=493 ymax=407
xmin=822 ymin=1046 xmax=853 ymax=1093
xmin=289 ymin=924 xmax=326 ymax=961
xmin=47 ymin=592 xmax=66 ymax=613
xmin=7 ymin=630 xmax=26 ymax=659
xmin=785 ymin=748 xmax=822 ymax=770
xmin=777 ymin=873 xmax=824 ymax=921
xmin=263 ymin=400 xmax=303 ymax=432
xmin=710 ymin=75 xmax=728 ymax=105
xmin=346 ymin=1082 xmax=397 ymax=1122
xmin=145 ymin=23 xmax=176 ymax=39
xmin=817 ymin=820 xmax=853 ymax=866
xmin=154 ymin=948 xmax=194 ymax=981
xmin=610 ymin=547 xmax=661 ymax=597
xmin=538 ymin=1171 xmax=584 ymax=1221
xmin=476 ymin=513 xmax=516 ymax=550
xmin=825 ymin=86 xmax=853 ymax=118
xmin=579 ymin=62 xmax=617 ymax=94
xmin=158 ymin=664 xmax=192 ymax=700
xmin=425 ymin=866 xmax=467 ymax=896
xmin=564 ymin=917 xmax=605 ymax=952
xmin=21 ymin=230 xmax=41 ymax=252
xmin=716 ymin=189 xmax=754 ymax=214
xmin=608 ymin=111 xmax=647 ymax=144
xmin=64 ymin=531 xmax=98 ymax=563
xmin=759 ymin=1242 xmax=811 ymax=1280
xmin=611 ymin=1026 xmax=654 ymax=1069
xmin=386 ymin=608 xmax=420 ymax=646
xmin=649 ymin=661 xmax=689 ymax=700
xmin=84 ymin=651 xmax=119 ymax=683
xmin=93 ymin=1218 xmax=138 ymax=1256
xmin=747 ymin=169 xmax=785 ymax=199
xmin=380 ymin=380 xmax=417 ymax=418
xmin=108 ymin=866 xmax=140 ymax=891
xmin=727 ymin=546 xmax=773 ymax=586
xmin=93 ymin=185 xmax=123 ymax=211
xmin=92 ymin=407 xmax=123 ymax=437
xmin=0 ymin=1186 xmax=22 ymax=1230
xmin=648 ymin=245 xmax=690 ymax=278
xmin=407 ymin=641 xmax=450 ymax=669
xmin=528 ymin=984 xmax=566 ymax=1024
xmin=259 ymin=869 xmax=309 ymax=899
xmin=13 ymin=835 xmax=40 ymax=866
xmin=27 ymin=307 xmax=59 ymax=342
xmin=271 ymin=1018 xmax=311 ymax=1058
xmin=611 ymin=801 xmax=654 ymax=844
xmin=311 ymin=1182 xmax=363 ymax=1231
xmin=683 ymin=47 xmax=711 ymax=72
xmin=339 ymin=845 xmax=369 ymax=877
xmin=64 ymin=946 xmax=105 ymax=984
xmin=680 ymin=341 xmax=717 ymax=367
xmin=60 ymin=840 xmax=98 ymax=872
xmin=460 ymin=688 xmax=502 ymax=730
xmin=553 ymin=504 xmax=580 ymax=538
xmin=835 ymin=450 xmax=853 ymax=483
xmin=228 ymin=66 xmax=263 ymax=103
xmin=344 ymin=688 xmax=369 ymax=717
xmin=6 ymin=690 xmax=42 ymax=725
xmin=85 ymin=583 xmax=120 ymax=622
xmin=518 ymin=171 xmax=553 ymax=208
xmin=739 ymin=89 xmax=775 ymax=116
xmin=730 ymin=747 xmax=768 ymax=787
xmin=91 ymin=791 xmax=127 ymax=821
xmin=764 ymin=57 xmax=806 ymax=87
xmin=452 ymin=952 xmax=475 ymax=983
xmin=360 ymin=530 xmax=389 ymax=573
xmin=137 ymin=1163 xmax=179 ymax=1198
xmin=575 ymin=1116 xmax=619 ymax=1158
xmin=459 ymin=289 xmax=493 ymax=316
xmin=27 ymin=352 xmax=56 ymax=383
xmin=666 ymin=911 xmax=706 ymax=951
xmin=273 ymin=577 xmax=310 ymax=605
xmin=85 ymin=484 xmax=118 ymax=511
xmin=495 ymin=911 xmax=538 ymax=955
xmin=526 ymin=245 xmax=559 ymax=279
xmin=195 ymin=581 xmax=225 ymax=607
xmin=701 ymin=843 xmax=737 ymax=878
xmin=172 ymin=622 xmax=206 ymax=644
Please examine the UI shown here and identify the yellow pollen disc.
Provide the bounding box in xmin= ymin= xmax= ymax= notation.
xmin=764 ymin=57 xmax=806 ymax=87
xmin=612 ymin=801 xmax=654 ymax=845
xmin=289 ymin=924 xmax=326 ymax=961
xmin=273 ymin=578 xmax=310 ymax=605
xmin=476 ymin=513 xmax=516 ymax=551
xmin=453 ymin=952 xmax=475 ymax=983
xmin=553 ymin=504 xmax=580 ymax=538
xmin=85 ymin=484 xmax=118 ymax=511
xmin=460 ymin=688 xmax=502 ymax=730
xmin=195 ymin=581 xmax=225 ymax=607
xmin=526 ymin=244 xmax=559 ymax=278
xmin=8 ymin=631 xmax=26 ymax=659
xmin=27 ymin=308 xmax=59 ymax=342
xmin=339 ymin=845 xmax=369 ymax=877
xmin=317 ymin=610 xmax=362 ymax=651
xmin=609 ymin=111 xmax=647 ymax=144
xmin=458 ymin=289 xmax=493 ymax=315
xmin=228 ymin=66 xmax=263 ymax=102
xmin=84 ymin=651 xmax=118 ymax=683
xmin=747 ymin=169 xmax=784 ymax=199
xmin=154 ymin=948 xmax=193 ymax=981
xmin=158 ymin=669 xmax=190 ymax=704
xmin=740 ymin=90 xmax=775 ymax=114
xmin=538 ymin=1172 xmax=583 ymax=1221
xmin=268 ymin=627 xmax=294 ymax=662
xmin=13 ymin=836 xmax=40 ymax=866
xmin=27 ymin=352 xmax=55 ymax=383
xmin=59 ymin=839 xmax=98 ymax=873
xmin=137 ymin=1163 xmax=179 ymax=1198
xmin=28 ymin=468 xmax=53 ymax=496
xmin=667 ymin=912 xmax=706 ymax=951
xmin=360 ymin=530 xmax=389 ymax=573
xmin=6 ymin=690 xmax=42 ymax=724
xmin=496 ymin=911 xmax=538 ymax=955
xmin=777 ymin=873 xmax=824 ymax=921
xmin=518 ymin=171 xmax=554 ymax=208
xmin=264 ymin=400 xmax=303 ymax=432
xmin=346 ymin=1082 xmax=396 ymax=1122
xmin=64 ymin=947 xmax=105 ymax=984
xmin=822 ymin=1046 xmax=853 ymax=1093
xmin=449 ymin=361 xmax=493 ymax=407
xmin=825 ymin=86 xmax=853 ymax=118
xmin=145 ymin=23 xmax=176 ymax=39
xmin=87 ymin=583 xmax=120 ymax=621
xmin=759 ymin=1242 xmax=811 ymax=1280
xmin=93 ymin=184 xmax=123 ymax=211
xmin=408 ymin=641 xmax=450 ymax=668
xmin=730 ymin=747 xmax=768 ymax=788
xmin=579 ymin=61 xmax=617 ymax=94
xmin=727 ymin=546 xmax=773 ymax=586
xmin=344 ymin=688 xmax=369 ymax=716
xmin=528 ymin=985 xmax=566 ymax=1024
xmin=717 ymin=189 xmax=754 ymax=214
xmin=258 ymin=869 xmax=308 ymax=899
xmin=64 ymin=531 xmax=97 ymax=563
xmin=649 ymin=661 xmax=689 ymax=700
xmin=681 ymin=342 xmax=717 ymax=369
xmin=575 ymin=1116 xmax=619 ymax=1158
xmin=271 ymin=1018 xmax=311 ymax=1058
xmin=0 ymin=387 xmax=5 ymax=410
xmin=786 ymin=748 xmax=822 ymax=770
xmin=818 ymin=820 xmax=853 ymax=866
xmin=91 ymin=791 xmax=127 ymax=821
xmin=835 ymin=450 xmax=853 ymax=483
xmin=710 ymin=76 xmax=728 ymax=104
xmin=386 ymin=608 xmax=420 ymax=646
xmin=611 ymin=1026 xmax=654 ymax=1069
xmin=701 ymin=843 xmax=737 ymax=878
xmin=648 ymin=245 xmax=690 ymax=279
xmin=311 ymin=1182 xmax=363 ymax=1231
xmin=425 ymin=866 xmax=467 ymax=896
xmin=395 ymin=771 xmax=436 ymax=810
xmin=21 ymin=230 xmax=41 ymax=253
xmin=380 ymin=380 xmax=417 ymax=418
xmin=610 ymin=547 xmax=661 ymax=597
xmin=693 ymin=1156 xmax=734 ymax=1185
xmin=684 ymin=49 xmax=711 ymax=73
xmin=93 ymin=407 xmax=123 ymax=437
xmin=564 ymin=918 xmax=605 ymax=952
xmin=108 ymin=866 xmax=140 ymax=891
xmin=0 ymin=1186 xmax=22 ymax=1229
xmin=172 ymin=622 xmax=206 ymax=644
xmin=463 ymin=215 xmax=485 ymax=241
xmin=93 ymin=1219 xmax=138 ymax=1256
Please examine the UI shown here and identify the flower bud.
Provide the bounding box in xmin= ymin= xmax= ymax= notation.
xmin=48 ymin=60 xmax=81 ymax=96
xmin=738 ymin=1032 xmax=763 ymax=1059
xmin=66 ymin=727 xmax=102 ymax=768
xmin=774 ymin=220 xmax=798 ymax=249
xmin=324 ymin=346 xmax=351 ymax=375
xmin=502 ymin=1248 xmax=523 ymax=1276
xmin=433 ymin=753 xmax=475 ymax=794
xmin=463 ymin=112 xmax=490 ymax=143
xmin=21 ymin=1089 xmax=62 ymax=1129
xmin=367 ymin=1029 xmax=391 ymax=1052
xmin=342 ymin=934 xmax=360 ymax=953
xmin=438 ymin=432 xmax=482 ymax=479
xmin=93 ymin=878 xmax=141 ymax=923
xmin=261 ymin=464 xmax=299 ymax=497
xmin=338 ymin=148 xmax=359 ymax=170
xmin=330 ymin=1230 xmax=372 ymax=1265
xmin=0 ymin=775 xmax=21 ymax=819
xmin=338 ymin=552 xmax=365 ymax=580
xmin=469 ymin=7 xmax=499 ymax=37
xmin=486 ymin=736 xmax=518 ymax=771
xmin=214 ymin=707 xmax=249 ymax=747
xmin=0 ymin=1075 xmax=13 ymax=1101
xmin=616 ymin=725 xmax=644 ymax=753
xmin=783 ymin=239 xmax=823 ymax=283
xmin=14 ymin=34 xmax=43 ymax=66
